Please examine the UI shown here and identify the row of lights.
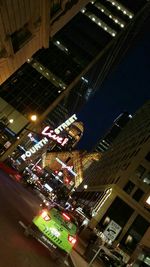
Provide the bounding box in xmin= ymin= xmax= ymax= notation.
xmin=53 ymin=40 xmax=68 ymax=94
xmin=94 ymin=2 xmax=125 ymax=28
xmin=27 ymin=58 xmax=66 ymax=93
xmin=107 ymin=0 xmax=134 ymax=19
xmin=94 ymin=188 xmax=112 ymax=214
xmin=81 ymin=8 xmax=117 ymax=37
xmin=54 ymin=40 xmax=69 ymax=54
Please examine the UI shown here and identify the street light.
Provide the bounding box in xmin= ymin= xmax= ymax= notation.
xmin=0 ymin=114 xmax=38 ymax=161
xmin=9 ymin=119 xmax=14 ymax=124
xmin=30 ymin=114 xmax=38 ymax=122
xmin=83 ymin=184 xmax=88 ymax=190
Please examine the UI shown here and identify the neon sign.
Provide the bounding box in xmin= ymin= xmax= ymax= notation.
xmin=42 ymin=126 xmax=68 ymax=146
xmin=54 ymin=114 xmax=77 ymax=134
xmin=21 ymin=127 xmax=69 ymax=161
xmin=56 ymin=157 xmax=77 ymax=176
xmin=21 ymin=137 xmax=49 ymax=161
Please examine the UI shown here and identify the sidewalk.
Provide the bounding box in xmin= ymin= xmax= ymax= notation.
xmin=70 ymin=237 xmax=104 ymax=267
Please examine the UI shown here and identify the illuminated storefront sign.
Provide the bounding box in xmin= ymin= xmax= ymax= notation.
xmin=21 ymin=127 xmax=69 ymax=161
xmin=54 ymin=114 xmax=77 ymax=134
xmin=42 ymin=127 xmax=69 ymax=146
xmin=21 ymin=137 xmax=49 ymax=161
xmin=21 ymin=114 xmax=77 ymax=161
xmin=56 ymin=157 xmax=77 ymax=176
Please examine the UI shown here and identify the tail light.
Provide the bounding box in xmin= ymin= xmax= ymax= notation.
xmin=62 ymin=212 xmax=70 ymax=221
xmin=14 ymin=174 xmax=22 ymax=181
xmin=40 ymin=210 xmax=51 ymax=221
xmin=68 ymin=235 xmax=77 ymax=245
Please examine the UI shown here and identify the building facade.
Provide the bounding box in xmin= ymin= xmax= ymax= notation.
xmin=0 ymin=0 xmax=89 ymax=84
xmin=78 ymin=101 xmax=150 ymax=259
xmin=0 ymin=0 xmax=150 ymax=159
xmin=94 ymin=112 xmax=132 ymax=153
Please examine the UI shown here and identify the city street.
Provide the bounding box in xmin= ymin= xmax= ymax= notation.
xmin=0 ymin=170 xmax=69 ymax=267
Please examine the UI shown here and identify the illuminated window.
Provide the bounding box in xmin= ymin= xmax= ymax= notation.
xmin=146 ymin=196 xmax=150 ymax=205
xmin=143 ymin=172 xmax=150 ymax=185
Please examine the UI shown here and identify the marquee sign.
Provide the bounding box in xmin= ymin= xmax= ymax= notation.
xmin=21 ymin=128 xmax=69 ymax=161
xmin=20 ymin=115 xmax=77 ymax=161
xmin=56 ymin=157 xmax=77 ymax=176
xmin=41 ymin=127 xmax=68 ymax=146
xmin=21 ymin=137 xmax=49 ymax=161
xmin=54 ymin=114 xmax=77 ymax=134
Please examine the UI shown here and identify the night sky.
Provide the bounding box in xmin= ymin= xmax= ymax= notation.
xmin=77 ymin=25 xmax=150 ymax=151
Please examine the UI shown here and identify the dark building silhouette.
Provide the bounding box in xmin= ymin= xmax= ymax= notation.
xmin=94 ymin=112 xmax=132 ymax=152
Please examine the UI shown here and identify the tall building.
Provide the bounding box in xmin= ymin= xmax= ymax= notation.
xmin=0 ymin=0 xmax=150 ymax=159
xmin=94 ymin=112 xmax=132 ymax=153
xmin=77 ymin=101 xmax=150 ymax=261
xmin=0 ymin=0 xmax=89 ymax=84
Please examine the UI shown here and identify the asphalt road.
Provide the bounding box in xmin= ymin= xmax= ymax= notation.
xmin=0 ymin=170 xmax=70 ymax=267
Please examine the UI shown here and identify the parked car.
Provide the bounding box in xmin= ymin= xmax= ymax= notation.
xmin=0 ymin=161 xmax=22 ymax=182
xmin=100 ymin=247 xmax=124 ymax=267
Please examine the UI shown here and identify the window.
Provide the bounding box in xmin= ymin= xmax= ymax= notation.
xmin=142 ymin=172 xmax=150 ymax=185
xmin=133 ymin=189 xmax=144 ymax=201
xmin=145 ymin=151 xmax=150 ymax=162
xmin=124 ymin=181 xmax=135 ymax=194
xmin=135 ymin=165 xmax=146 ymax=178
xmin=51 ymin=0 xmax=61 ymax=17
xmin=120 ymin=215 xmax=149 ymax=253
xmin=11 ymin=24 xmax=32 ymax=53
xmin=99 ymin=197 xmax=134 ymax=229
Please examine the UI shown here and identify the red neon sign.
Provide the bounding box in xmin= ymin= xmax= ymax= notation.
xmin=42 ymin=126 xmax=68 ymax=146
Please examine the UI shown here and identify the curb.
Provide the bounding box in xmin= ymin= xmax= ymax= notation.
xmin=69 ymin=254 xmax=77 ymax=267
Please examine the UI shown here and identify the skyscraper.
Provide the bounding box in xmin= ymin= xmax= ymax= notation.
xmin=0 ymin=0 xmax=89 ymax=84
xmin=94 ymin=112 xmax=132 ymax=153
xmin=77 ymin=101 xmax=150 ymax=259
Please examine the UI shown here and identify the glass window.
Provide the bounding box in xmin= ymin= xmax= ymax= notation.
xmin=135 ymin=165 xmax=146 ymax=178
xmin=132 ymin=189 xmax=144 ymax=201
xmin=11 ymin=24 xmax=32 ymax=53
xmin=123 ymin=181 xmax=135 ymax=194
xmin=51 ymin=0 xmax=61 ymax=17
xmin=99 ymin=197 xmax=134 ymax=230
xmin=145 ymin=151 xmax=150 ymax=162
xmin=142 ymin=172 xmax=150 ymax=185
xmin=120 ymin=215 xmax=149 ymax=253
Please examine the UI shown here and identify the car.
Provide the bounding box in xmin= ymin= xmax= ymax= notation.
xmin=24 ymin=205 xmax=78 ymax=260
xmin=74 ymin=207 xmax=90 ymax=225
xmin=0 ymin=161 xmax=22 ymax=182
xmin=99 ymin=247 xmax=124 ymax=267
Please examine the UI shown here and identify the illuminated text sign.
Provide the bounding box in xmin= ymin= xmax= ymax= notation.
xmin=21 ymin=137 xmax=49 ymax=161
xmin=54 ymin=114 xmax=77 ymax=134
xmin=42 ymin=127 xmax=68 ymax=146
xmin=21 ymin=127 xmax=69 ymax=161
xmin=56 ymin=157 xmax=77 ymax=176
